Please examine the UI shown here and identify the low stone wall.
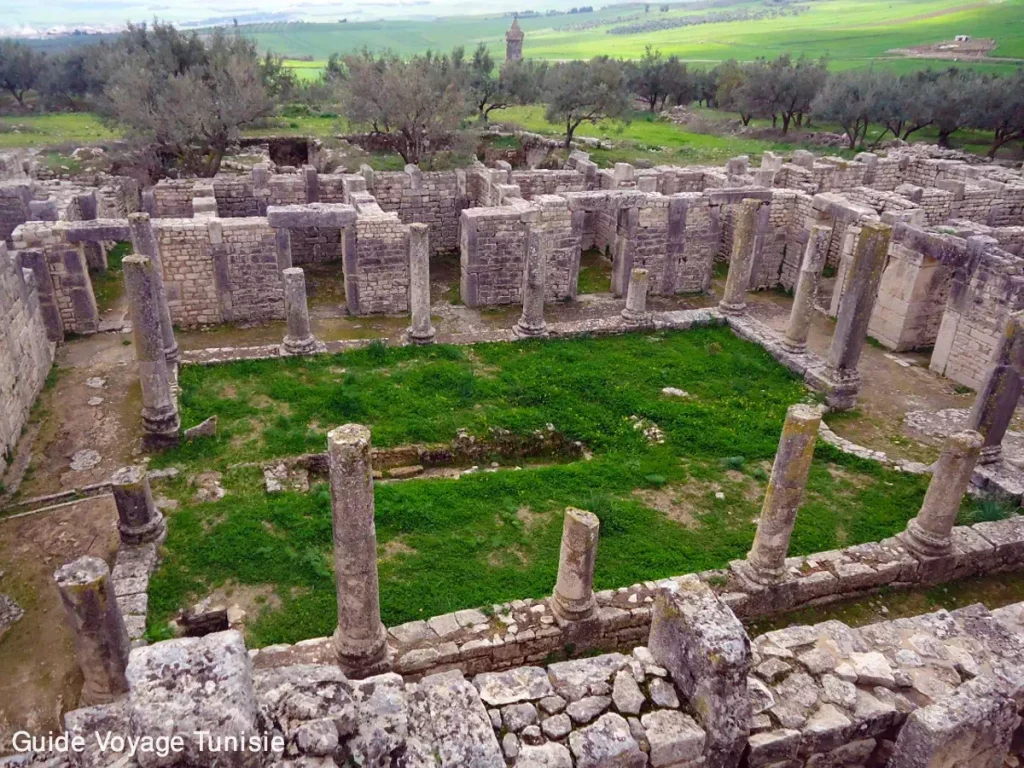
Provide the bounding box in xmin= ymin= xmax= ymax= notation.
xmin=348 ymin=198 xmax=410 ymax=315
xmin=0 ymin=183 xmax=30 ymax=245
xmin=0 ymin=244 xmax=54 ymax=476
xmin=370 ymin=167 xmax=469 ymax=256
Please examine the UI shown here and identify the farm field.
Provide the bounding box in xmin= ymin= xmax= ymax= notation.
xmin=255 ymin=0 xmax=1024 ymax=78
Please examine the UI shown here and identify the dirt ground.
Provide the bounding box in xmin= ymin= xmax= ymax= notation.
xmin=0 ymin=496 xmax=120 ymax=754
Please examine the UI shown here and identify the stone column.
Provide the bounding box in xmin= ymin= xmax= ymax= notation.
xmin=823 ymin=221 xmax=892 ymax=410
xmin=281 ymin=267 xmax=318 ymax=356
xmin=900 ymin=430 xmax=983 ymax=557
xmin=275 ymin=228 xmax=293 ymax=271
xmin=128 ymin=212 xmax=179 ymax=366
xmin=782 ymin=225 xmax=832 ymax=354
xmin=719 ymin=199 xmax=761 ymax=316
xmin=54 ymin=556 xmax=130 ymax=706
xmin=551 ymin=507 xmax=600 ymax=623
xmin=407 ymin=223 xmax=436 ymax=344
xmin=123 ymin=254 xmax=180 ymax=449
xmin=744 ymin=404 xmax=822 ymax=583
xmin=328 ymin=424 xmax=389 ymax=677
xmin=514 ymin=225 xmax=548 ymax=338
xmin=966 ymin=310 xmax=1024 ymax=464
xmin=621 ymin=268 xmax=650 ymax=323
xmin=110 ymin=465 xmax=167 ymax=545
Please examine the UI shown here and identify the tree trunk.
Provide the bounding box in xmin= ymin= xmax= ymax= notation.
xmin=937 ymin=129 xmax=953 ymax=148
xmin=741 ymin=113 xmax=751 ymax=126
xmin=771 ymin=114 xmax=777 ymax=129
xmin=781 ymin=113 xmax=791 ymax=134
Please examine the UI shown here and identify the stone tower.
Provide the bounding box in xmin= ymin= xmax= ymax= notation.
xmin=506 ymin=17 xmax=524 ymax=62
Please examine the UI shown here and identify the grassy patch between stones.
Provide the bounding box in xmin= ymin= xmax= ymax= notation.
xmin=147 ymin=328 xmax=970 ymax=645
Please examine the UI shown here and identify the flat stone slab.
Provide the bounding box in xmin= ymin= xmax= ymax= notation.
xmin=267 ymin=203 xmax=356 ymax=229
xmin=475 ymin=666 xmax=554 ymax=706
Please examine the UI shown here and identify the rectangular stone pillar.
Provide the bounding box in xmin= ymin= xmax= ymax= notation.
xmin=649 ymin=581 xmax=751 ymax=768
xmin=822 ymin=221 xmax=892 ymax=410
xmin=62 ymin=248 xmax=100 ymax=334
xmin=966 ymin=310 xmax=1024 ymax=464
xmin=611 ymin=207 xmax=639 ymax=297
xmin=17 ymin=248 xmax=64 ymax=341
xmin=303 ymin=165 xmax=320 ymax=203
xmin=275 ymin=228 xmax=293 ymax=272
xmin=328 ymin=424 xmax=390 ymax=677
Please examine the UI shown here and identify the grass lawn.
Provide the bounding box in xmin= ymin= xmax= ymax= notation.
xmin=0 ymin=113 xmax=121 ymax=148
xmin=89 ymin=241 xmax=130 ymax=313
xmin=144 ymin=327 xmax=997 ymax=647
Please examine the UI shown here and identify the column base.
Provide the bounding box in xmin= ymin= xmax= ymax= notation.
xmin=780 ymin=338 xmax=807 ymax=355
xmin=281 ymin=335 xmax=322 ymax=356
xmin=119 ymin=513 xmax=167 ymax=546
xmin=165 ymin=342 xmax=181 ymax=366
xmin=514 ymin=320 xmax=548 ymax=339
xmin=407 ymin=327 xmax=437 ymax=345
xmin=142 ymin=407 xmax=180 ymax=451
xmin=898 ymin=520 xmax=952 ymax=560
xmin=550 ymin=592 xmax=597 ymax=624
xmin=334 ymin=625 xmax=391 ymax=679
xmin=718 ymin=300 xmax=747 ymax=317
xmin=822 ymin=367 xmax=861 ymax=411
xmin=978 ymin=444 xmax=1003 ymax=466
xmin=731 ymin=557 xmax=784 ymax=588
xmin=620 ymin=309 xmax=651 ymax=324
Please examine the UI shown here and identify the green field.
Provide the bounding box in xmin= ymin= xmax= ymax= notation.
xmin=259 ymin=0 xmax=1024 ymax=78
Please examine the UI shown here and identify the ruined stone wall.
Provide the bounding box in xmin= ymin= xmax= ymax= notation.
xmin=219 ymin=219 xmax=285 ymax=323
xmin=931 ymin=244 xmax=1024 ymax=388
xmin=268 ymin=175 xmax=306 ymax=207
xmin=11 ymin=221 xmax=99 ymax=334
xmin=212 ymin=176 xmax=259 ymax=218
xmin=460 ymin=203 xmax=531 ymax=307
xmin=672 ymin=193 xmax=718 ymax=294
xmin=290 ymin=226 xmax=343 ymax=264
xmin=0 ymin=245 xmax=53 ymax=476
xmin=534 ymin=195 xmax=582 ymax=301
xmin=747 ymin=190 xmax=799 ymax=291
xmin=511 ymin=169 xmax=587 ymax=199
xmin=348 ymin=200 xmax=409 ymax=315
xmin=0 ymin=183 xmax=30 ymax=245
xmin=869 ymin=228 xmax=960 ymax=351
xmin=151 ymin=180 xmax=196 ymax=218
xmin=154 ymin=219 xmax=220 ymax=327
xmin=319 ymin=174 xmax=347 ymax=203
xmin=370 ymin=169 xmax=467 ymax=255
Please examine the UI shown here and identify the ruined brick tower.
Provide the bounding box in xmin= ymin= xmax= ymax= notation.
xmin=506 ymin=17 xmax=524 ymax=61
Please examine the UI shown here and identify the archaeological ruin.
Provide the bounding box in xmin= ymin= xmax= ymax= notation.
xmin=2 ymin=138 xmax=1024 ymax=767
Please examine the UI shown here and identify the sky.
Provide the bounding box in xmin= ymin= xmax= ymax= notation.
xmin=0 ymin=0 xmax=572 ymax=35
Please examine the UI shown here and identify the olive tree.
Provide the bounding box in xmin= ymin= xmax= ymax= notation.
xmin=543 ymin=57 xmax=631 ymax=148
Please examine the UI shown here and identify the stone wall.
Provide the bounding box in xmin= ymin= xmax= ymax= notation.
xmin=460 ymin=202 xmax=533 ymax=307
xmin=212 ymin=176 xmax=259 ymax=218
xmin=370 ymin=168 xmax=468 ymax=255
xmin=0 ymin=243 xmax=54 ymax=476
xmin=10 ymin=221 xmax=99 ymax=334
xmin=930 ymin=241 xmax=1024 ymax=388
xmin=0 ymin=183 xmax=30 ymax=245
xmin=290 ymin=226 xmax=343 ymax=264
xmin=348 ymin=198 xmax=410 ymax=315
xmin=150 ymin=180 xmax=196 ymax=218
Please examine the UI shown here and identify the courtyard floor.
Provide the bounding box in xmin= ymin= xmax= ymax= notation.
xmin=2 ymin=258 xmax=1022 ymax=750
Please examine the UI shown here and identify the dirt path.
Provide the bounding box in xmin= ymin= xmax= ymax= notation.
xmin=0 ymin=496 xmax=119 ymax=754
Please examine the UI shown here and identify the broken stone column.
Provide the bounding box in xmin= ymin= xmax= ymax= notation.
xmin=128 ymin=212 xmax=179 ymax=366
xmin=649 ymin=580 xmax=751 ymax=768
xmin=110 ymin=465 xmax=167 ymax=545
xmin=54 ymin=556 xmax=130 ymax=706
xmin=822 ymin=221 xmax=892 ymax=410
xmin=966 ymin=310 xmax=1024 ymax=464
xmin=407 ymin=223 xmax=436 ymax=344
xmin=280 ymin=267 xmax=318 ymax=356
xmin=551 ymin=507 xmax=600 ymax=623
xmin=514 ymin=224 xmax=548 ymax=338
xmin=123 ymin=254 xmax=180 ymax=449
xmin=782 ymin=225 xmax=832 ymax=354
xmin=621 ymin=268 xmax=650 ymax=323
xmin=744 ymin=404 xmax=822 ymax=583
xmin=719 ymin=199 xmax=761 ymax=316
xmin=328 ymin=424 xmax=389 ymax=677
xmin=900 ymin=430 xmax=983 ymax=558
